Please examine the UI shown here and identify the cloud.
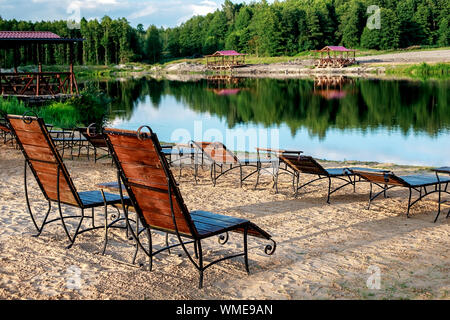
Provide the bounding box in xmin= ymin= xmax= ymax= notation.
xmin=176 ymin=0 xmax=219 ymax=25
xmin=191 ymin=0 xmax=219 ymax=16
xmin=128 ymin=5 xmax=157 ymax=19
xmin=0 ymin=0 xmax=228 ymax=28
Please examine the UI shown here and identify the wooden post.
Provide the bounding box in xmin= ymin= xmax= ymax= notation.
xmin=69 ymin=42 xmax=74 ymax=95
xmin=36 ymin=43 xmax=42 ymax=96
xmin=13 ymin=45 xmax=18 ymax=73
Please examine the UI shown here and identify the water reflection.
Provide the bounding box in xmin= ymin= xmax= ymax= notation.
xmin=82 ymin=76 xmax=450 ymax=165
xmin=313 ymin=76 xmax=356 ymax=100
xmin=91 ymin=77 xmax=449 ymax=137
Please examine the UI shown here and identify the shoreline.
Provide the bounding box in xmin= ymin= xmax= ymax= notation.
xmin=6 ymin=49 xmax=446 ymax=82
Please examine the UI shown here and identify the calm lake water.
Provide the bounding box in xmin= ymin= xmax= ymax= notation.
xmin=90 ymin=76 xmax=450 ymax=167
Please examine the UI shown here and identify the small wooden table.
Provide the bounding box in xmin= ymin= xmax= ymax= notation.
xmin=433 ymin=167 xmax=450 ymax=222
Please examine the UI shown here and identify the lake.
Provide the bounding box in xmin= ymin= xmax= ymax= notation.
xmin=89 ymin=76 xmax=450 ymax=167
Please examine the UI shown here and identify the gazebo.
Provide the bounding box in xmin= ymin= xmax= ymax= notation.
xmin=0 ymin=31 xmax=84 ymax=99
xmin=313 ymin=46 xmax=356 ymax=68
xmin=205 ymin=50 xmax=246 ymax=70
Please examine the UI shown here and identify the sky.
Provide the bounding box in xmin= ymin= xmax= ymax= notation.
xmin=0 ymin=0 xmax=266 ymax=29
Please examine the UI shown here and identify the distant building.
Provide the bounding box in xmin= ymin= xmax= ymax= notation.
xmin=0 ymin=31 xmax=84 ymax=100
xmin=313 ymin=46 xmax=357 ymax=68
xmin=205 ymin=50 xmax=247 ymax=70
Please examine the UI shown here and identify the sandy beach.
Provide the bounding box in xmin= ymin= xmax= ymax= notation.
xmin=0 ymin=143 xmax=449 ymax=300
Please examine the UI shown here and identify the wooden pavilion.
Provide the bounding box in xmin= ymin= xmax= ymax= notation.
xmin=205 ymin=50 xmax=247 ymax=70
xmin=313 ymin=46 xmax=356 ymax=68
xmin=0 ymin=31 xmax=84 ymax=99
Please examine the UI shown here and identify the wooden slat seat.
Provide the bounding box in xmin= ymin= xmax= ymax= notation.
xmin=104 ymin=127 xmax=276 ymax=288
xmin=399 ymin=174 xmax=450 ymax=187
xmin=326 ymin=167 xmax=386 ymax=177
xmin=78 ymin=190 xmax=124 ymax=208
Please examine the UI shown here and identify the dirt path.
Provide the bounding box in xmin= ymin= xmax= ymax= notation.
xmin=357 ymin=49 xmax=450 ymax=65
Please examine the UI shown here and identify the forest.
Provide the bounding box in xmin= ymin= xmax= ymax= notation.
xmin=0 ymin=0 xmax=449 ymax=68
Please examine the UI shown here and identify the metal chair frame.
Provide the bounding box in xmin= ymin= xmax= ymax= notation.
xmin=351 ymin=169 xmax=450 ymax=221
xmin=104 ymin=127 xmax=276 ymax=288
xmin=6 ymin=114 xmax=130 ymax=249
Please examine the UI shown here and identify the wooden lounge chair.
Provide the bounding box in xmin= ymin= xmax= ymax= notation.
xmin=49 ymin=127 xmax=88 ymax=159
xmin=78 ymin=124 xmax=110 ymax=163
xmin=191 ymin=141 xmax=277 ymax=187
xmin=279 ymin=154 xmax=387 ymax=203
xmin=349 ymin=169 xmax=450 ymax=221
xmin=103 ymin=126 xmax=276 ymax=288
xmin=6 ymin=114 xmax=130 ymax=249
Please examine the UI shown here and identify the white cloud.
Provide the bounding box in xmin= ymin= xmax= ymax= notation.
xmin=128 ymin=5 xmax=157 ymax=19
xmin=191 ymin=0 xmax=219 ymax=16
xmin=176 ymin=0 xmax=219 ymax=25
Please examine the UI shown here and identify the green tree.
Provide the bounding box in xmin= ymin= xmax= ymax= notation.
xmin=145 ymin=25 xmax=162 ymax=64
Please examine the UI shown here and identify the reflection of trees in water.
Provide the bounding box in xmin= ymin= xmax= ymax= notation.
xmin=89 ymin=77 xmax=450 ymax=139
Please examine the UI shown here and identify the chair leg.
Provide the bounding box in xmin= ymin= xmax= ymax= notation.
xmin=146 ymin=228 xmax=153 ymax=271
xmin=194 ymin=240 xmax=198 ymax=259
xmin=166 ymin=232 xmax=171 ymax=255
xmin=326 ymin=177 xmax=331 ymax=204
xmin=132 ymin=216 xmax=140 ymax=264
xmin=91 ymin=207 xmax=95 ymax=228
xmin=434 ymin=184 xmax=442 ymax=223
xmin=197 ymin=240 xmax=204 ymax=289
xmin=254 ymin=162 xmax=261 ymax=190
xmin=102 ymin=204 xmax=108 ymax=255
xmin=68 ymin=209 xmax=84 ymax=249
xmin=243 ymin=225 xmax=249 ymax=274
xmin=239 ymin=165 xmax=243 ymax=188
xmin=406 ymin=188 xmax=412 ymax=218
xmin=368 ymin=183 xmax=373 ymax=210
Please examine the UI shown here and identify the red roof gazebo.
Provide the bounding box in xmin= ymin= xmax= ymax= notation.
xmin=313 ymin=46 xmax=356 ymax=68
xmin=205 ymin=50 xmax=247 ymax=70
xmin=0 ymin=31 xmax=84 ymax=98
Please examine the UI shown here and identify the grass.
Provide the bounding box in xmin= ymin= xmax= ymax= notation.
xmin=0 ymin=87 xmax=109 ymax=129
xmin=385 ymin=62 xmax=450 ymax=79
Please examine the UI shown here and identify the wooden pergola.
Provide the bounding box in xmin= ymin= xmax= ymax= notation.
xmin=0 ymin=31 xmax=84 ymax=98
xmin=205 ymin=50 xmax=247 ymax=70
xmin=313 ymin=46 xmax=356 ymax=68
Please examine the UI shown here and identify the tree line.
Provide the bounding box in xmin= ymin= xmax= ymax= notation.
xmin=166 ymin=0 xmax=449 ymax=57
xmin=0 ymin=0 xmax=449 ymax=68
xmin=0 ymin=16 xmax=161 ymax=68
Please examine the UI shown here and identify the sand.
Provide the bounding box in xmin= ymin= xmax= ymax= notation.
xmin=0 ymin=143 xmax=449 ymax=300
